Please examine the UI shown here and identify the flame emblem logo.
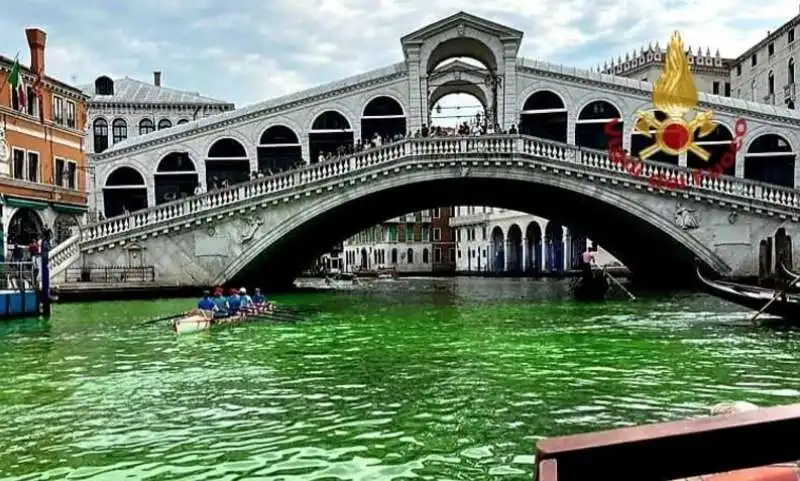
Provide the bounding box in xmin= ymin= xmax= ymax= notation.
xmin=633 ymin=31 xmax=715 ymax=160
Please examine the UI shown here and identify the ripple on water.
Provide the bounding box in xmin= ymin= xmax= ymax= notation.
xmin=1 ymin=279 xmax=799 ymax=480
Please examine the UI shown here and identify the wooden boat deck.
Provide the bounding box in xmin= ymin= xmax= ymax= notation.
xmin=536 ymin=403 xmax=800 ymax=481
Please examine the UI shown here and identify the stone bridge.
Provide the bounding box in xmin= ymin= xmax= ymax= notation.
xmin=49 ymin=135 xmax=800 ymax=289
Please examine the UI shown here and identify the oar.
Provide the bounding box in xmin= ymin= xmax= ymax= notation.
xmin=142 ymin=312 xmax=186 ymax=325
xmin=604 ymin=268 xmax=636 ymax=301
xmin=750 ymin=270 xmax=800 ymax=325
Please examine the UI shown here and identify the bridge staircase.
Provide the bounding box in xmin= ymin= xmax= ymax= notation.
xmin=50 ymin=135 xmax=800 ymax=280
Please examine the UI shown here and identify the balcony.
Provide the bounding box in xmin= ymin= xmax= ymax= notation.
xmin=0 ymin=175 xmax=87 ymax=207
xmin=449 ymin=212 xmax=488 ymax=227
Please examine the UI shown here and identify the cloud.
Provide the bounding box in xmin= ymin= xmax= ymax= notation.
xmin=0 ymin=0 xmax=797 ymax=109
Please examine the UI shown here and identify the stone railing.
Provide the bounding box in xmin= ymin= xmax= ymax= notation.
xmin=77 ymin=135 xmax=800 ymax=250
xmin=49 ymin=233 xmax=81 ymax=276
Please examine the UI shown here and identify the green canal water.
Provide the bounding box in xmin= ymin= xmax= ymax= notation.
xmin=1 ymin=277 xmax=800 ymax=481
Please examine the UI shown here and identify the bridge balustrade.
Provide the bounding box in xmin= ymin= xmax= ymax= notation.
xmin=64 ymin=265 xmax=156 ymax=283
xmin=71 ymin=135 xmax=800 ymax=255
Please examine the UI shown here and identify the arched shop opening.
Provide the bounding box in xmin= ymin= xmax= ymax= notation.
xmin=575 ymin=100 xmax=622 ymax=150
xmin=568 ymin=229 xmax=588 ymax=270
xmin=686 ymin=123 xmax=735 ymax=175
xmin=525 ymin=221 xmax=542 ymax=274
xmin=519 ymin=91 xmax=567 ymax=142
xmin=53 ymin=214 xmax=79 ymax=245
xmin=361 ymin=96 xmax=406 ymax=144
xmin=745 ymin=134 xmax=796 ymax=188
xmin=544 ymin=222 xmax=564 ymax=273
xmin=631 ymin=110 xmax=678 ymax=165
xmin=490 ymin=226 xmax=504 ymax=272
xmin=506 ymin=224 xmax=523 ymax=272
xmin=257 ymin=126 xmax=303 ymax=173
xmin=155 ymin=152 xmax=199 ymax=204
xmin=205 ymin=137 xmax=250 ymax=188
xmin=308 ymin=111 xmax=354 ymax=163
xmin=7 ymin=208 xmax=44 ymax=246
xmin=430 ymin=92 xmax=486 ymax=134
xmin=103 ymin=167 xmax=148 ymax=218
xmin=360 ymin=248 xmax=368 ymax=269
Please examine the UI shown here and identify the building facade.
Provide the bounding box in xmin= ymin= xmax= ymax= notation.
xmin=80 ymin=73 xmax=233 ymax=218
xmin=451 ymin=208 xmax=621 ymax=274
xmin=342 ymin=208 xmax=454 ymax=274
xmin=0 ymin=28 xmax=89 ymax=256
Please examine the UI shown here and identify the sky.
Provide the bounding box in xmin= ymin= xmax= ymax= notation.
xmin=3 ymin=0 xmax=799 ymax=123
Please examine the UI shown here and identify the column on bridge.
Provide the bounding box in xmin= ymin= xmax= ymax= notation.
xmin=521 ymin=236 xmax=527 ymax=273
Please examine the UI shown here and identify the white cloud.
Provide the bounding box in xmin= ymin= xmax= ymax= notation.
xmin=1 ymin=0 xmax=797 ymax=108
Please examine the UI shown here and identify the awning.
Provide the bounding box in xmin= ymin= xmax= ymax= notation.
xmin=4 ymin=197 xmax=48 ymax=210
xmin=51 ymin=203 xmax=88 ymax=215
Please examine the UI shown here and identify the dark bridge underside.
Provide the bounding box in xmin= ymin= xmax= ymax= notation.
xmin=233 ymin=178 xmax=701 ymax=290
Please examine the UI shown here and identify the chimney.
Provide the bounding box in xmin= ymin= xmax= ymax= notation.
xmin=24 ymin=28 xmax=46 ymax=75
xmin=153 ymin=71 xmax=161 ymax=87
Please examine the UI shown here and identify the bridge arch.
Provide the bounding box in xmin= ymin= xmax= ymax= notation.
xmin=544 ymin=221 xmax=565 ymax=272
xmin=205 ymin=137 xmax=250 ymax=189
xmin=490 ymin=226 xmax=504 ymax=272
xmin=575 ymin=100 xmax=623 ymax=151
xmin=154 ymin=152 xmax=198 ymax=205
xmin=360 ymin=95 xmax=407 ymax=144
xmin=744 ymin=133 xmax=796 ymax=188
xmin=519 ymin=90 xmax=567 ymax=142
xmin=7 ymin=207 xmax=44 ymax=246
xmin=257 ymin=125 xmax=302 ymax=173
xmin=424 ymin=37 xmax=498 ymax=73
xmin=214 ymin=168 xmax=730 ymax=288
xmin=430 ymin=85 xmax=487 ymax=119
xmin=525 ymin=220 xmax=543 ymax=273
xmin=102 ymin=166 xmax=148 ymax=218
xmin=688 ymin=122 xmax=735 ymax=174
xmin=308 ymin=110 xmax=354 ymax=164
xmin=506 ymin=223 xmax=523 ymax=272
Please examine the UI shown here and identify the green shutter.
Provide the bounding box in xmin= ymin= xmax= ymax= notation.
xmin=4 ymin=197 xmax=48 ymax=210
xmin=52 ymin=203 xmax=87 ymax=215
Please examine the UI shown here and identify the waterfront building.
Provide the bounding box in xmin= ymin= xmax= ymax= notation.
xmin=0 ymin=28 xmax=90 ymax=254
xmin=79 ymin=72 xmax=233 ymax=218
xmin=342 ymin=208 xmax=455 ymax=274
xmin=451 ymin=208 xmax=622 ymax=274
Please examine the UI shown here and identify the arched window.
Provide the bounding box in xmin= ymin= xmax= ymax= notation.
xmin=139 ymin=118 xmax=155 ymax=135
xmin=407 ymin=248 xmax=414 ymax=264
xmin=111 ymin=118 xmax=127 ymax=144
xmin=422 ymin=248 xmax=429 ymax=264
xmin=158 ymin=119 xmax=172 ymax=130
xmin=94 ymin=76 xmax=114 ymax=95
xmin=768 ymin=70 xmax=775 ymax=95
xmin=789 ymin=58 xmax=796 ymax=85
xmin=391 ymin=248 xmax=398 ymax=264
xmin=93 ymin=118 xmax=108 ymax=153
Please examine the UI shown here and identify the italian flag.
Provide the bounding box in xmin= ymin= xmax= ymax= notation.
xmin=8 ymin=58 xmax=26 ymax=107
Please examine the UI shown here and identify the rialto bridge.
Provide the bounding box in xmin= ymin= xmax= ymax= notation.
xmin=47 ymin=12 xmax=800 ymax=289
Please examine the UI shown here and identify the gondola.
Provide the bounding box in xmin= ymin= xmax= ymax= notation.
xmin=571 ymin=272 xmax=609 ymax=301
xmin=778 ymin=262 xmax=800 ymax=283
xmin=696 ymin=267 xmax=800 ymax=320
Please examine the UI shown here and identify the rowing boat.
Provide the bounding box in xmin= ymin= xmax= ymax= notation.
xmin=172 ymin=307 xmax=275 ymax=334
xmin=696 ymin=267 xmax=800 ymax=319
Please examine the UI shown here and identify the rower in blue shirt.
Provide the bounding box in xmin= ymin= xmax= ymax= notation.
xmin=227 ymin=288 xmax=242 ymax=313
xmin=239 ymin=288 xmax=253 ymax=312
xmin=212 ymin=288 xmax=229 ymax=317
xmin=252 ymin=288 xmax=266 ymax=306
xmin=197 ymin=290 xmax=216 ymax=311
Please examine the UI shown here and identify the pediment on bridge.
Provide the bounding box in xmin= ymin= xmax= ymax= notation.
xmin=401 ymin=11 xmax=523 ymax=48
xmin=429 ymin=60 xmax=489 ymax=80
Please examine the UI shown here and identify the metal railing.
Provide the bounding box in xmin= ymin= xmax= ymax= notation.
xmin=64 ymin=265 xmax=156 ymax=283
xmin=0 ymin=261 xmax=38 ymax=290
